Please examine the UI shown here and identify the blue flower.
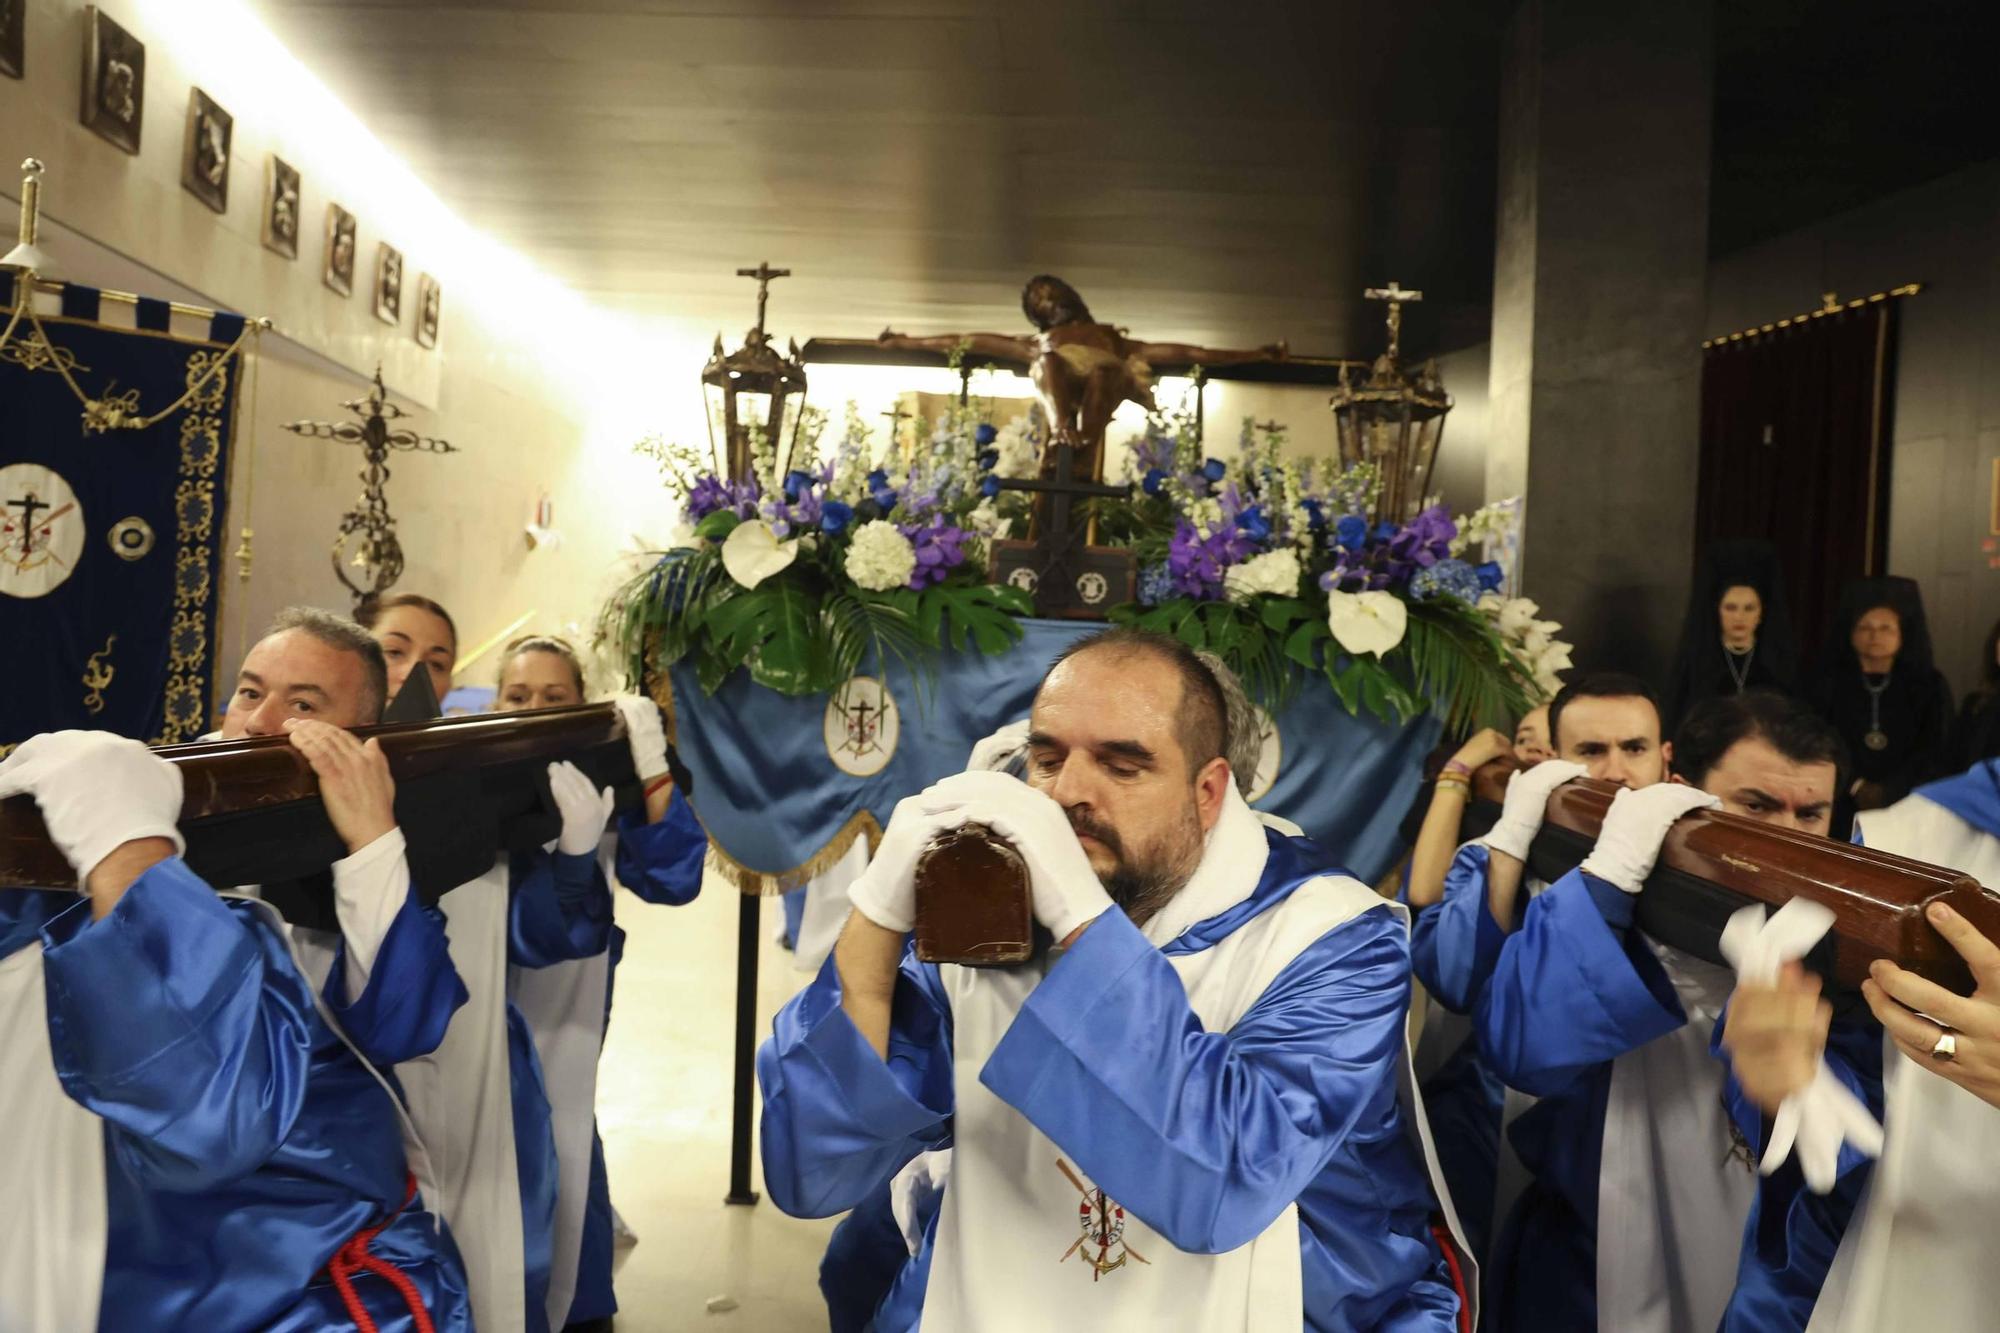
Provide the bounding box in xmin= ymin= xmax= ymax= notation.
xmin=1301 ymin=498 xmax=1326 ymax=531
xmin=1235 ymin=505 xmax=1271 ymax=542
xmin=1142 ymin=467 xmax=1168 ymax=496
xmin=980 ymin=475 xmax=1001 ymax=498
xmin=1475 ymin=561 xmax=1504 ymax=592
xmin=782 ymin=469 xmax=815 ymax=502
xmin=974 ymin=423 xmax=998 ymax=445
xmin=1201 ymin=457 xmax=1227 ymax=484
xmin=1137 ymin=562 xmax=1174 ymax=607
xmin=1374 ymin=521 xmax=1399 ymax=544
xmin=1409 ymin=558 xmax=1483 ymax=604
xmin=1335 ymin=515 xmax=1369 ymax=550
xmin=866 ymin=468 xmax=898 ymax=509
xmin=977 ymin=449 xmax=999 ymax=471
xmin=821 ymin=500 xmax=854 ymax=534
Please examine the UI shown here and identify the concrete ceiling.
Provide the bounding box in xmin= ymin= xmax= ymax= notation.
xmin=248 ymin=0 xmax=1510 ymax=360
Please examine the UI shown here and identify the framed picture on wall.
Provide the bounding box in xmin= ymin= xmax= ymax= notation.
xmin=324 ymin=203 xmax=357 ymax=296
xmin=415 ymin=273 xmax=441 ymax=347
xmin=1 ymin=0 xmax=25 ymax=80
xmin=264 ymin=157 xmax=301 ymax=259
xmin=374 ymin=242 xmax=403 ymax=325
xmin=80 ymin=6 xmax=145 ymax=155
xmin=180 ymin=88 xmax=233 ymax=214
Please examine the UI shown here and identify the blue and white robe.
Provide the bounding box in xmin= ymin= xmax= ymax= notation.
xmin=1787 ymin=767 xmax=2000 ymax=1333
xmin=1475 ymin=865 xmax=1758 ymax=1333
xmin=760 ymin=787 xmax=1464 ymax=1332
xmin=0 ymin=858 xmax=472 ymax=1333
xmin=509 ymin=794 xmax=707 ymax=1329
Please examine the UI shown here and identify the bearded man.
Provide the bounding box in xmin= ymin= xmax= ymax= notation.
xmin=758 ymin=627 xmax=1461 ymax=1331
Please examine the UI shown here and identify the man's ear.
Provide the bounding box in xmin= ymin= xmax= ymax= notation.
xmin=1661 ymin=739 xmax=1674 ymax=772
xmin=1194 ymin=756 xmax=1232 ymax=831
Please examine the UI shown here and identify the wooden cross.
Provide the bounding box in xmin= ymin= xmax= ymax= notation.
xmin=736 ymin=262 xmax=790 ymax=340
xmin=988 ymin=438 xmax=1135 ymax=619
xmin=1363 ymin=280 xmax=1423 ymax=362
xmin=880 ymin=404 xmax=911 ymax=465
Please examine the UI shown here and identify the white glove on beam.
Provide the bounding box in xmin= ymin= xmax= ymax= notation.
xmin=966 ymin=719 xmax=1031 ymax=774
xmin=1481 ymin=759 xmax=1587 ymax=862
xmin=1720 ymin=899 xmax=1885 ymax=1193
xmin=612 ymin=694 xmax=671 ymax=783
xmin=920 ymin=771 xmax=1112 ymax=943
xmin=549 ymin=760 xmax=616 ymax=856
xmin=1578 ymin=782 xmax=1720 ymax=893
xmin=847 ymin=794 xmax=969 ymax=934
xmin=0 ymin=732 xmax=185 ymax=885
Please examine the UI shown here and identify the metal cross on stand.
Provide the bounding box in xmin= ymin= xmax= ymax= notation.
xmin=1363 ymin=280 xmax=1423 ymax=362
xmin=988 ymin=437 xmax=1136 ymax=618
xmin=283 ymin=367 xmax=457 ymax=607
xmin=737 ymin=261 xmax=789 ymax=344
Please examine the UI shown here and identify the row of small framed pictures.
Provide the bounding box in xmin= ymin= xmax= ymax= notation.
xmin=2 ymin=5 xmax=440 ymax=347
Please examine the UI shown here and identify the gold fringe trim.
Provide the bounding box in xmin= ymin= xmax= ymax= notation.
xmin=706 ymin=809 xmax=882 ymax=897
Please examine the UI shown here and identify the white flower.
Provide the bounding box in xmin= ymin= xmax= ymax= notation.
xmin=993 ymin=419 xmax=1040 ymax=479
xmin=965 ymin=498 xmax=1011 ymax=540
xmin=1482 ymin=595 xmax=1540 ymax=639
xmin=1224 ymin=549 xmax=1302 ymax=602
xmin=1327 ymin=590 xmax=1408 ymax=658
xmin=721 ymin=520 xmax=799 ymax=589
xmin=844 ymin=519 xmax=917 ymax=591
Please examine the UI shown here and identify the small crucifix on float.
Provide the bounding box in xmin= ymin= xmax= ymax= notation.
xmin=283 ymin=367 xmax=456 ymax=607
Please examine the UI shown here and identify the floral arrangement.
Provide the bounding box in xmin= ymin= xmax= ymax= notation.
xmin=604 ymin=404 xmax=1032 ymax=696
xmin=1102 ymin=414 xmax=1562 ymax=733
xmin=606 ymin=395 xmax=1569 ymax=735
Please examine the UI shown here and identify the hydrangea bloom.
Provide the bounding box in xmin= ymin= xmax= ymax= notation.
xmin=844 ymin=520 xmax=917 ymax=591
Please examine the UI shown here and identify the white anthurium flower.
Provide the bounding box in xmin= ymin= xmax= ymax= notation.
xmin=721 ymin=519 xmax=799 ymax=589
xmin=1327 ymin=590 xmax=1408 ymax=658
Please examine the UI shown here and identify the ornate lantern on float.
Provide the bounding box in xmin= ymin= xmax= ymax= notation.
xmin=702 ymin=262 xmax=809 ymax=482
xmin=1329 ymin=281 xmax=1452 ymax=523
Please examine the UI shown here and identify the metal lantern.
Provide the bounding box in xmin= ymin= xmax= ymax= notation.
xmin=1329 ymin=281 xmax=1452 ymax=523
xmin=702 ymin=262 xmax=808 ymax=482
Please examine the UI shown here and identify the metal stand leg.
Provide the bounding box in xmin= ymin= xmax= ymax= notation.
xmin=725 ymin=891 xmax=761 ymax=1205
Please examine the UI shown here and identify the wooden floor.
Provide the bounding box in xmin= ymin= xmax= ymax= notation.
xmin=596 ymin=876 xmax=839 ymax=1330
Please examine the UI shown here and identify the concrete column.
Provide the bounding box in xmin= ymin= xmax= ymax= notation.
xmin=1487 ymin=0 xmax=1713 ymax=679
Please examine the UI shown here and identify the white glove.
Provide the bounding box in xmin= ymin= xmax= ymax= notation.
xmin=1578 ymin=782 xmax=1719 ymax=893
xmin=612 ymin=694 xmax=670 ymax=783
xmin=0 ymin=731 xmax=185 ymax=884
xmin=1481 ymin=759 xmax=1587 ymax=861
xmin=966 ymin=719 xmax=1031 ymax=773
xmin=1719 ymin=899 xmax=1885 ymax=1193
xmin=920 ymin=771 xmax=1112 ymax=943
xmin=548 ymin=760 xmax=616 ymax=856
xmin=847 ymin=793 xmax=970 ymax=934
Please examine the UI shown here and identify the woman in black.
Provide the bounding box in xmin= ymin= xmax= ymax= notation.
xmin=1807 ymin=576 xmax=1955 ymax=814
xmin=1663 ymin=539 xmax=1799 ymax=734
xmin=1952 ymin=617 xmax=2000 ymax=769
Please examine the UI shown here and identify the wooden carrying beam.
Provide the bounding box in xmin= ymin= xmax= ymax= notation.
xmin=0 ymin=706 xmax=639 ymax=922
xmin=1521 ymin=779 xmax=2000 ymax=993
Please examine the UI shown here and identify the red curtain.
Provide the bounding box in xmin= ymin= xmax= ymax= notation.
xmin=1695 ymin=303 xmax=1898 ymax=662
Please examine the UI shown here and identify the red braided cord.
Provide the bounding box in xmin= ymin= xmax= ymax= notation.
xmin=1430 ymin=1221 xmax=1473 ymax=1333
xmin=322 ymin=1174 xmax=434 ymax=1333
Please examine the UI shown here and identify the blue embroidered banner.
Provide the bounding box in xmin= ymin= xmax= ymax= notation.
xmin=670 ymin=618 xmax=1439 ymax=887
xmin=0 ymin=279 xmax=244 ymax=750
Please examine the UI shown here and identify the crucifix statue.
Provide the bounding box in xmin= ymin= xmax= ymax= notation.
xmin=876 ymin=275 xmax=1288 ymax=486
xmin=283 ymin=367 xmax=457 ymax=607
xmin=1363 ymin=281 xmax=1421 ymax=362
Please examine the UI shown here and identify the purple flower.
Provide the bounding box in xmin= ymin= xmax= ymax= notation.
xmin=1167 ymin=520 xmax=1251 ymax=601
xmin=686 ymin=475 xmax=731 ymax=521
xmin=903 ymin=517 xmax=969 ymax=589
